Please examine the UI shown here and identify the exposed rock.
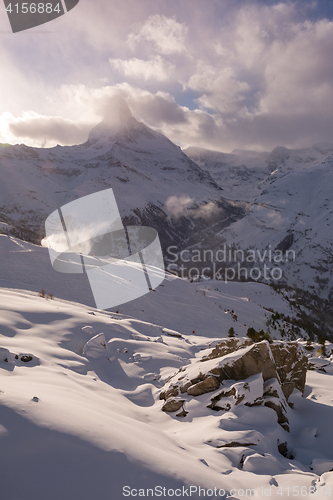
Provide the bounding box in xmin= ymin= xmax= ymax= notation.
xmin=275 ymin=233 xmax=294 ymax=254
xmin=201 ymin=338 xmax=308 ymax=400
xmin=161 ymin=398 xmax=184 ymax=413
xmin=201 ymin=338 xmax=252 ymax=361
xmin=187 ymin=375 xmax=220 ymax=396
xmin=159 ymin=340 xmax=307 ymax=432
xmin=211 ymin=387 xmax=236 ymax=401
xmin=160 ymin=386 xmax=179 ymax=400
xmin=263 ymin=380 xmax=279 ymax=398
xmin=208 ymin=374 xmax=263 ymax=411
xmin=176 ymin=409 xmax=188 ymax=418
xmin=21 ymin=355 xmax=33 ymax=363
xmin=277 ymin=441 xmax=288 ymax=457
xmin=209 ymin=342 xmax=278 ymax=383
xmin=264 ymin=400 xmax=289 ymax=432
xmin=217 ymin=442 xmax=257 ymax=448
xmin=164 ymin=330 xmax=182 ymax=338
xmin=270 ymin=342 xmax=308 ymax=398
xmin=180 ymin=381 xmax=192 ymax=394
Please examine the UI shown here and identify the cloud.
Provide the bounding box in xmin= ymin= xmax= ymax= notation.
xmin=186 ymin=66 xmax=250 ymax=114
xmin=164 ymin=195 xmax=220 ymax=220
xmin=57 ymin=83 xmax=188 ymax=126
xmin=1 ymin=2 xmax=333 ymax=152
xmin=127 ymin=14 xmax=188 ymax=55
xmin=194 ymin=201 xmax=221 ymax=219
xmin=0 ymin=112 xmax=93 ymax=147
xmin=164 ymin=195 xmax=193 ymax=218
xmin=109 ymin=56 xmax=175 ymax=81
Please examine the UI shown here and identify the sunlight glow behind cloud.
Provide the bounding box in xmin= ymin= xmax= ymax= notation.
xmin=0 ymin=1 xmax=332 ymax=152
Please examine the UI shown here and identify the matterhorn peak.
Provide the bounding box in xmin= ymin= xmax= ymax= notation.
xmin=86 ymin=97 xmax=135 ymax=146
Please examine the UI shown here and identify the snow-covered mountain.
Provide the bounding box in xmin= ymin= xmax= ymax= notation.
xmin=1 ymin=103 xmax=333 ymax=329
xmin=185 ymin=143 xmax=333 ymax=308
xmin=183 ymin=146 xmax=271 ymax=203
xmin=0 ymin=101 xmax=244 ymax=249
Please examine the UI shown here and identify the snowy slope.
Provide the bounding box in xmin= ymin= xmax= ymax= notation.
xmin=1 ymin=244 xmax=333 ymax=498
xmin=0 ymin=235 xmax=300 ymax=337
xmin=1 ymin=116 xmax=333 ymax=498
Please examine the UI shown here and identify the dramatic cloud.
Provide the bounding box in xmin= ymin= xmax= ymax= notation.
xmin=0 ymin=1 xmax=333 ymax=151
xmin=0 ymin=112 xmax=92 ymax=147
xmin=109 ymin=56 xmax=175 ymax=81
xmin=127 ymin=15 xmax=188 ymax=55
xmin=186 ymin=66 xmax=250 ymax=114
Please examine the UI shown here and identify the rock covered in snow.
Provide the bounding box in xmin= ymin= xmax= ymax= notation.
xmin=160 ymin=339 xmax=308 ymax=432
xmin=83 ymin=333 xmax=107 ymax=358
xmin=201 ymin=337 xmax=252 ymax=361
xmin=270 ymin=342 xmax=308 ymax=399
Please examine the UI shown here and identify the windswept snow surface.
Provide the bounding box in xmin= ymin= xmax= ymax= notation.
xmin=1 ymin=235 xmax=333 ymax=499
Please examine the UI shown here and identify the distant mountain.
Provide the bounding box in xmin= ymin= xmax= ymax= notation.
xmin=183 ymin=146 xmax=271 ymax=202
xmin=185 ymin=143 xmax=333 ymax=318
xmin=0 ymin=101 xmax=245 ymax=250
xmin=219 ymin=145 xmax=333 ymax=296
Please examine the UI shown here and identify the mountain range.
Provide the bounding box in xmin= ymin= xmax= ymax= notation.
xmin=1 ymin=102 xmax=333 ymax=332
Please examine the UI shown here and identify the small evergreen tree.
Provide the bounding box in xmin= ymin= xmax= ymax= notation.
xmin=228 ymin=327 xmax=235 ymax=337
xmin=246 ymin=327 xmax=271 ymax=343
xmin=246 ymin=327 xmax=257 ymax=341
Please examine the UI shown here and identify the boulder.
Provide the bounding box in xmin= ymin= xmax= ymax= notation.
xmin=209 ymin=341 xmax=278 ymax=383
xmin=270 ymin=342 xmax=308 ymax=398
xmin=201 ymin=339 xmax=308 ymax=399
xmin=159 ymin=339 xmax=308 ymax=430
xmin=161 ymin=398 xmax=185 ymax=413
xmin=187 ymin=375 xmax=220 ymax=396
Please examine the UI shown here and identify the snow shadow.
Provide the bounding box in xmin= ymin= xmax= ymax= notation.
xmin=0 ymin=404 xmax=192 ymax=500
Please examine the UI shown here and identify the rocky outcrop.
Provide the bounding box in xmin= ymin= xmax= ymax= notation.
xmin=201 ymin=338 xmax=252 ymax=361
xmin=270 ymin=342 xmax=308 ymax=399
xmin=209 ymin=341 xmax=278 ymax=384
xmin=160 ymin=339 xmax=308 ymax=432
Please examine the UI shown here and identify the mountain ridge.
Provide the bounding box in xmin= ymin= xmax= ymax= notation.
xmin=0 ymin=104 xmax=244 ymax=251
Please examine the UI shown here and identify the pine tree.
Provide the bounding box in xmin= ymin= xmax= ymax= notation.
xmin=228 ymin=327 xmax=235 ymax=337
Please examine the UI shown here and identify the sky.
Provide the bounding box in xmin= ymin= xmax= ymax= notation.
xmin=0 ymin=0 xmax=333 ymax=152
